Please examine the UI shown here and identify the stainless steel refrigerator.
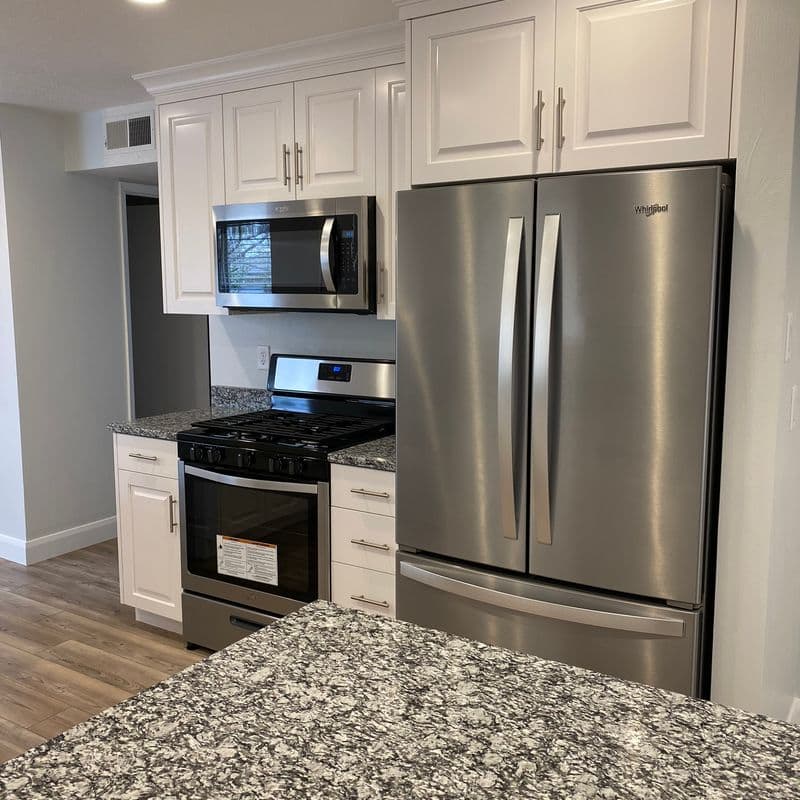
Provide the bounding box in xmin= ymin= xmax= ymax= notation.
xmin=395 ymin=166 xmax=731 ymax=697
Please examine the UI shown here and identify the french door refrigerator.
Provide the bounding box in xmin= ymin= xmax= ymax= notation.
xmin=395 ymin=166 xmax=731 ymax=697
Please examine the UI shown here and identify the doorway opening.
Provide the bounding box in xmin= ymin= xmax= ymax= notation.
xmin=120 ymin=184 xmax=210 ymax=418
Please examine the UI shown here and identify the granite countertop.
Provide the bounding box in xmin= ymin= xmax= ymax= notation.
xmin=2 ymin=602 xmax=797 ymax=799
xmin=328 ymin=435 xmax=396 ymax=471
xmin=107 ymin=386 xmax=272 ymax=441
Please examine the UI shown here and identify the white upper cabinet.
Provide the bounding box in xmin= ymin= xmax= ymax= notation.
xmin=410 ymin=0 xmax=555 ymax=184
xmin=553 ymin=0 xmax=736 ymax=172
xmin=294 ymin=71 xmax=377 ymax=199
xmin=223 ymin=84 xmax=296 ymax=203
xmin=158 ymin=96 xmax=226 ymax=315
xmin=376 ymin=65 xmax=408 ymax=321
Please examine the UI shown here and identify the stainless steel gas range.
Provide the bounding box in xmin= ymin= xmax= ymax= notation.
xmin=176 ymin=355 xmax=395 ymax=651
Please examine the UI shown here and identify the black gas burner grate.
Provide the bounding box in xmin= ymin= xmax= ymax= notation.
xmin=192 ymin=410 xmax=387 ymax=445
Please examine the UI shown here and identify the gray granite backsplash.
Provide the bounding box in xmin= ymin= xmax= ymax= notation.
xmin=210 ymin=385 xmax=272 ymax=411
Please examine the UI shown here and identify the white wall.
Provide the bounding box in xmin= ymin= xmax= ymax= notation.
xmin=209 ymin=314 xmax=395 ymax=388
xmin=0 ymin=104 xmax=128 ymax=561
xmin=712 ymin=0 xmax=800 ymax=720
xmin=0 ymin=135 xmax=27 ymax=561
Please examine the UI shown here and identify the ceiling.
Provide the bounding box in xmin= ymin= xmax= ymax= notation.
xmin=0 ymin=0 xmax=398 ymax=112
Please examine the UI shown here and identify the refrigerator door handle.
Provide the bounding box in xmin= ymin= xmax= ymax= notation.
xmin=498 ymin=217 xmax=525 ymax=540
xmin=533 ymin=214 xmax=560 ymax=546
xmin=399 ymin=561 xmax=686 ymax=638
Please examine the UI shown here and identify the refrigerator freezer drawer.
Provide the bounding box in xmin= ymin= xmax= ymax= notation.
xmin=397 ymin=552 xmax=702 ymax=696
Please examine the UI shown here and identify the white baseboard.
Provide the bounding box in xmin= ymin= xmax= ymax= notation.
xmin=0 ymin=532 xmax=28 ymax=565
xmin=24 ymin=516 xmax=117 ymax=565
xmin=135 ymin=608 xmax=182 ymax=635
xmin=788 ymin=697 xmax=800 ymax=725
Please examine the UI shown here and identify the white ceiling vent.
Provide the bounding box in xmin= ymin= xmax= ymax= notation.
xmin=103 ymin=105 xmax=156 ymax=166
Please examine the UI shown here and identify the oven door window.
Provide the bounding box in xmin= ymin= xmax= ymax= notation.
xmin=185 ymin=473 xmax=317 ymax=602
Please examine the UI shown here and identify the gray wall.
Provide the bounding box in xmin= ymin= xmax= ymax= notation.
xmin=0 ymin=103 xmax=128 ymax=556
xmin=712 ymin=0 xmax=800 ymax=720
xmin=127 ymin=200 xmax=209 ymax=416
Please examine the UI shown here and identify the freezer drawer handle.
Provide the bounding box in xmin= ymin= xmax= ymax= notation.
xmin=229 ymin=616 xmax=266 ymax=633
xmin=350 ymin=488 xmax=391 ymax=499
xmin=350 ymin=538 xmax=391 ymax=552
xmin=350 ymin=594 xmax=390 ymax=609
xmin=533 ymin=214 xmax=560 ymax=546
xmin=498 ymin=217 xmax=525 ymax=541
xmin=399 ymin=562 xmax=685 ymax=638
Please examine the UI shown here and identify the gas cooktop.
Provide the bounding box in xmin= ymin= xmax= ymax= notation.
xmin=177 ymin=355 xmax=395 ymax=481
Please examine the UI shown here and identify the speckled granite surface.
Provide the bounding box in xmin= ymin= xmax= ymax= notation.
xmin=2 ymin=602 xmax=798 ymax=799
xmin=108 ymin=387 xmax=272 ymax=441
xmin=329 ymin=435 xmax=396 ymax=471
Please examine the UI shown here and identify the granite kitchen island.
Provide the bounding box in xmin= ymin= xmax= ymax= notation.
xmin=1 ymin=603 xmax=797 ymax=799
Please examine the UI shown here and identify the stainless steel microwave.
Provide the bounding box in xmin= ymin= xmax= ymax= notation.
xmin=213 ymin=197 xmax=375 ymax=312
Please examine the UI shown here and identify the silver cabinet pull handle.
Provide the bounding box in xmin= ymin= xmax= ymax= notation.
xmin=536 ymin=89 xmax=544 ymax=151
xmin=350 ymin=594 xmax=390 ymax=609
xmin=556 ymin=86 xmax=565 ymax=148
xmin=129 ymin=453 xmax=158 ymax=462
xmin=350 ymin=488 xmax=391 ymax=499
xmin=168 ymin=496 xmax=178 ymax=532
xmin=282 ymin=143 xmax=291 ymax=187
xmin=498 ymin=217 xmax=524 ymax=541
xmin=350 ymin=538 xmax=391 ymax=552
xmin=294 ymin=142 xmax=304 ymax=189
xmin=533 ymin=214 xmax=560 ymax=546
xmin=400 ymin=562 xmax=685 ymax=638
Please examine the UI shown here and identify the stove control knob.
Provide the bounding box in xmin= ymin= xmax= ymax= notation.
xmin=286 ymin=460 xmax=297 ymax=476
xmin=188 ymin=445 xmax=198 ymax=462
xmin=207 ymin=447 xmax=223 ymax=465
xmin=267 ymin=458 xmax=276 ymax=473
xmin=236 ymin=451 xmax=255 ymax=469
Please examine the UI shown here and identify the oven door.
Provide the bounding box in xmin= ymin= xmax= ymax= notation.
xmin=179 ymin=463 xmax=330 ymax=617
xmin=213 ymin=198 xmax=371 ymax=311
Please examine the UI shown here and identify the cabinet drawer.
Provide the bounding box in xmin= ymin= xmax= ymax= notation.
xmin=331 ymin=465 xmax=395 ymax=517
xmin=332 ymin=563 xmax=396 ymax=619
xmin=332 ymin=507 xmax=396 ymax=574
xmin=115 ymin=435 xmax=178 ymax=479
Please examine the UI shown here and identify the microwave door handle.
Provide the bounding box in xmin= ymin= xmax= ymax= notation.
xmin=320 ymin=217 xmax=336 ymax=293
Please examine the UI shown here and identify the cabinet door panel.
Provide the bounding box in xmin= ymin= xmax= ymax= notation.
xmin=411 ymin=0 xmax=555 ymax=183
xmin=294 ymin=71 xmax=376 ymax=198
xmin=376 ymin=65 xmax=408 ymax=321
xmin=223 ymin=84 xmax=295 ymax=203
xmin=118 ymin=471 xmax=181 ymax=622
xmin=554 ymin=0 xmax=736 ymax=171
xmin=158 ymin=97 xmax=226 ymax=314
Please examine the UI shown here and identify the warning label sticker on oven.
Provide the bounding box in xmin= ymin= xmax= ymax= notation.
xmin=216 ymin=535 xmax=278 ymax=586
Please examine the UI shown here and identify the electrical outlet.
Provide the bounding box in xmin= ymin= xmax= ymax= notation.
xmin=257 ymin=346 xmax=271 ymax=371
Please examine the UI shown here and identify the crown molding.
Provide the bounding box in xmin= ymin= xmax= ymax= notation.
xmin=134 ymin=22 xmax=405 ymax=105
xmin=393 ymin=0 xmax=498 ymax=20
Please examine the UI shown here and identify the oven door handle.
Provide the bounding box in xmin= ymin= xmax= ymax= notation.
xmin=183 ymin=464 xmax=319 ymax=495
xmin=320 ymin=217 xmax=336 ymax=293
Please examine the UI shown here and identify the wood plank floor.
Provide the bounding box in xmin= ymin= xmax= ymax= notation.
xmin=0 ymin=540 xmax=205 ymax=763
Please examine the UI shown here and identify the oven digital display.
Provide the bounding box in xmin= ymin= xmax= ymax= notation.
xmin=319 ymin=363 xmax=352 ymax=382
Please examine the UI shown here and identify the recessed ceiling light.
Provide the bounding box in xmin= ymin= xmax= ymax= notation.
xmin=129 ymin=0 xmax=167 ymax=5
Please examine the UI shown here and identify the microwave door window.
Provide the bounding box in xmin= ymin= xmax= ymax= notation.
xmin=270 ymin=218 xmax=327 ymax=294
xmin=217 ymin=221 xmax=274 ymax=294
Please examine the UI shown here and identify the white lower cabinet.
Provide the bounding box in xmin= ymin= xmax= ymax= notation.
xmin=114 ymin=435 xmax=182 ymax=627
xmin=331 ymin=465 xmax=396 ymax=618
xmin=332 ymin=563 xmax=396 ymax=619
